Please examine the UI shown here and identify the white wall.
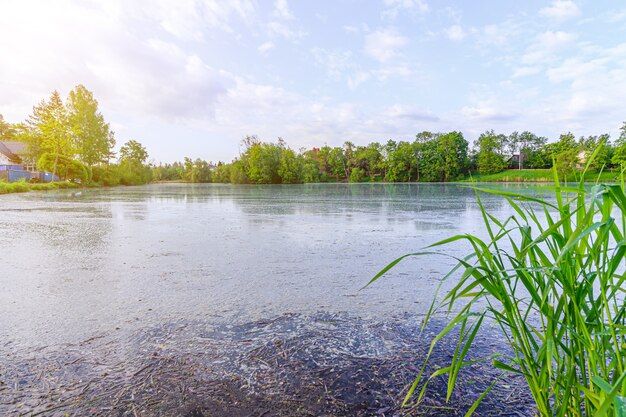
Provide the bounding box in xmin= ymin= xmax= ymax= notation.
xmin=0 ymin=153 xmax=11 ymax=165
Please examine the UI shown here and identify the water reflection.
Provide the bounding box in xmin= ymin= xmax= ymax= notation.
xmin=0 ymin=183 xmax=552 ymax=350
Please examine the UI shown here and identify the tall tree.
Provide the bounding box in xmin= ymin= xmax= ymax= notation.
xmin=67 ymin=85 xmax=115 ymax=175
xmin=508 ymin=131 xmax=547 ymax=169
xmin=119 ymin=140 xmax=148 ymax=173
xmin=437 ymin=131 xmax=468 ymax=181
xmin=611 ymin=122 xmax=626 ymax=166
xmin=476 ymin=130 xmax=508 ymax=175
xmin=36 ymin=91 xmax=72 ymax=181
xmin=0 ymin=114 xmax=15 ymax=141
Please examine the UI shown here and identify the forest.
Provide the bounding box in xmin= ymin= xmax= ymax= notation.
xmin=155 ymin=124 xmax=626 ymax=184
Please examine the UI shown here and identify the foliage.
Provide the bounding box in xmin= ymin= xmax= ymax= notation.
xmin=370 ymin=155 xmax=626 ymax=416
xmin=349 ymin=167 xmax=364 ymax=182
xmin=467 ymin=169 xmax=619 ymax=183
xmin=0 ymin=114 xmax=16 ymax=141
xmin=3 ymin=86 xmax=151 ymax=187
xmin=37 ymin=152 xmax=88 ymax=183
xmin=476 ymin=130 xmax=508 ymax=175
xmin=508 ymin=131 xmax=547 ymax=169
xmin=0 ymin=180 xmax=78 ymax=194
xmin=67 ymin=84 xmax=116 ymax=173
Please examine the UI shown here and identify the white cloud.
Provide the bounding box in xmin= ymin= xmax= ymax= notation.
xmin=445 ymin=25 xmax=466 ymax=42
xmin=478 ymin=21 xmax=522 ymax=47
xmin=382 ymin=0 xmax=429 ymax=19
xmin=383 ymin=104 xmax=438 ymax=121
xmin=267 ymin=21 xmax=306 ymax=41
xmin=364 ymin=28 xmax=408 ymax=62
xmin=0 ymin=0 xmax=235 ymax=122
xmin=539 ymin=0 xmax=581 ymax=21
xmin=310 ymin=48 xmax=354 ymax=80
xmin=461 ymin=106 xmax=518 ymax=122
xmin=143 ymin=0 xmax=255 ymax=40
xmin=257 ymin=41 xmax=275 ymax=55
xmin=522 ymin=31 xmax=578 ymax=65
xmin=512 ymin=66 xmax=541 ymax=78
xmin=347 ymin=72 xmax=372 ymax=90
xmin=374 ymin=66 xmax=414 ymax=80
xmin=272 ymin=0 xmax=294 ymax=20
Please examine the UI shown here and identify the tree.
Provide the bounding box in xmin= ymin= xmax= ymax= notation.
xmin=328 ymin=147 xmax=346 ymax=180
xmin=247 ymin=142 xmax=282 ymax=183
xmin=67 ymin=85 xmax=115 ymax=176
xmin=414 ymin=131 xmax=436 ymax=181
xmin=36 ymin=91 xmax=72 ymax=181
xmin=357 ymin=142 xmax=383 ymax=180
xmin=437 ymin=131 xmax=468 ymax=181
xmin=508 ymin=131 xmax=547 ymax=169
xmin=119 ymin=140 xmax=148 ymax=173
xmin=551 ymin=133 xmax=578 ymax=178
xmin=476 ymin=130 xmax=508 ymax=175
xmin=0 ymin=114 xmax=15 ymax=141
xmin=611 ymin=122 xmax=626 ymax=166
xmin=278 ymin=147 xmax=301 ymax=184
xmin=37 ymin=153 xmax=88 ymax=182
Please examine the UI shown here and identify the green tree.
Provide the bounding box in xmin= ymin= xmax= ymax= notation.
xmin=476 ymin=130 xmax=507 ymax=175
xmin=611 ymin=122 xmax=626 ymax=166
xmin=328 ymin=147 xmax=346 ymax=180
xmin=247 ymin=142 xmax=282 ymax=184
xmin=37 ymin=153 xmax=88 ymax=182
xmin=119 ymin=140 xmax=150 ymax=184
xmin=0 ymin=114 xmax=15 ymax=141
xmin=278 ymin=147 xmax=301 ymax=184
xmin=300 ymin=154 xmax=320 ymax=182
xmin=414 ymin=131 xmax=436 ymax=181
xmin=508 ymin=131 xmax=547 ymax=169
xmin=552 ymin=133 xmax=578 ymax=178
xmin=67 ymin=85 xmax=115 ymax=177
xmin=437 ymin=131 xmax=468 ymax=181
xmin=355 ymin=142 xmax=382 ymax=180
xmin=37 ymin=91 xmax=72 ymax=181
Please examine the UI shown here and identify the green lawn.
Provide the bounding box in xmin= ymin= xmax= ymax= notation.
xmin=464 ymin=169 xmax=620 ymax=183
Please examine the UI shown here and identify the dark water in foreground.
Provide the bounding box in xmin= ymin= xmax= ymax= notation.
xmin=0 ymin=183 xmax=549 ymax=350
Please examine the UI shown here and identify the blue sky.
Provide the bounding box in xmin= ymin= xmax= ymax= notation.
xmin=0 ymin=0 xmax=625 ymax=163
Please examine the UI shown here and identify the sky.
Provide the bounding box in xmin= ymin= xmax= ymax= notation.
xmin=0 ymin=0 xmax=625 ymax=164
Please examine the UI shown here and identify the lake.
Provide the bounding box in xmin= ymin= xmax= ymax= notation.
xmin=0 ymin=182 xmax=546 ymax=350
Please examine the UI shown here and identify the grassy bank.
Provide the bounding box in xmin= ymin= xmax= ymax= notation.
xmin=0 ymin=180 xmax=80 ymax=195
xmin=465 ymin=168 xmax=619 ymax=183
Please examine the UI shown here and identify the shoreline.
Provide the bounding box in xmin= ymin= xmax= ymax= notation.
xmin=1 ymin=312 xmax=535 ymax=417
xmin=1 ymin=166 xmax=621 ymax=196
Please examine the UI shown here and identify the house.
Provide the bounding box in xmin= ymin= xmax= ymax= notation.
xmin=0 ymin=141 xmax=57 ymax=182
xmin=506 ymin=154 xmax=521 ymax=169
xmin=0 ymin=140 xmax=25 ymax=165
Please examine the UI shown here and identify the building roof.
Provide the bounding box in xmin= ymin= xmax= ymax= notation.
xmin=1 ymin=141 xmax=27 ymax=155
xmin=0 ymin=141 xmax=25 ymax=163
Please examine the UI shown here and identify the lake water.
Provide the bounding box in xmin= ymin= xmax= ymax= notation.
xmin=0 ymin=183 xmax=548 ymax=350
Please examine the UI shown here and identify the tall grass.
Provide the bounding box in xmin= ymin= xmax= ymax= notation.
xmin=369 ymin=158 xmax=626 ymax=416
xmin=0 ymin=180 xmax=79 ymax=194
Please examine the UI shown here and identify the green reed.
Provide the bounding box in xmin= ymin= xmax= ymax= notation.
xmin=369 ymin=154 xmax=626 ymax=416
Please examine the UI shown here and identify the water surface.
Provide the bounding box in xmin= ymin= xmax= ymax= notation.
xmin=0 ymin=183 xmax=547 ymax=349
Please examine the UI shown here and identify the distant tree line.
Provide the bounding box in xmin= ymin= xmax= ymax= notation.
xmin=163 ymin=123 xmax=625 ymax=185
xmin=0 ymin=86 xmax=151 ymax=185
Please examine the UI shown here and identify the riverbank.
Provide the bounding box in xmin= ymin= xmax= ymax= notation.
xmin=0 ymin=180 xmax=80 ymax=194
xmin=464 ymin=168 xmax=619 ymax=183
xmin=1 ymin=313 xmax=534 ymax=417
